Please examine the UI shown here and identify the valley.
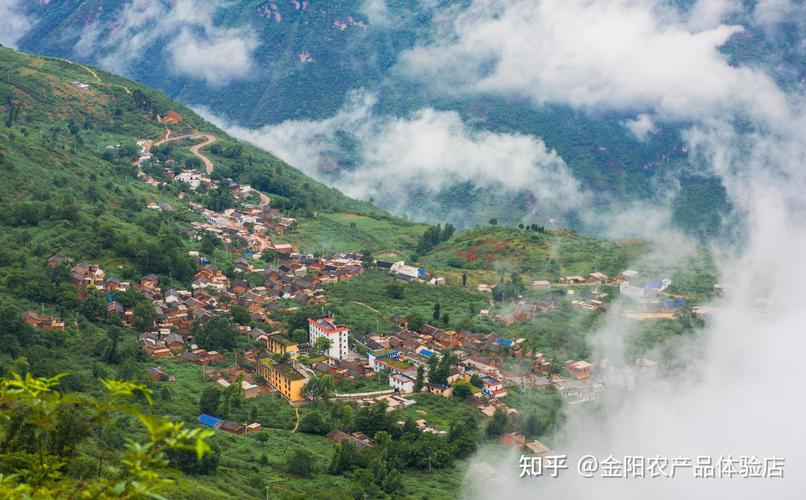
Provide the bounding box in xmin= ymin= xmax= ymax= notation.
xmin=0 ymin=47 xmax=716 ymax=498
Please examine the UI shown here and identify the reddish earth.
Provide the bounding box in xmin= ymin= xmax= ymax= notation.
xmin=159 ymin=110 xmax=182 ymax=124
xmin=456 ymin=251 xmax=479 ymax=262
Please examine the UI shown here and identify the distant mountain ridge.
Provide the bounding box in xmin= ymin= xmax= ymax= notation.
xmin=12 ymin=0 xmax=798 ymax=233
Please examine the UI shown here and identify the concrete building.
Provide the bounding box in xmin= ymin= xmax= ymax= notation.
xmin=308 ymin=316 xmax=349 ymax=360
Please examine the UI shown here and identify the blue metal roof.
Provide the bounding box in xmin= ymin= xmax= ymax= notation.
xmin=198 ymin=414 xmax=224 ymax=428
xmin=420 ymin=349 xmax=434 ymax=358
xmin=495 ymin=338 xmax=514 ymax=346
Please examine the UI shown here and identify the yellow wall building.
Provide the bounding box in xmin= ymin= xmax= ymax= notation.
xmin=256 ymin=358 xmax=306 ymax=402
xmin=267 ymin=333 xmax=300 ymax=358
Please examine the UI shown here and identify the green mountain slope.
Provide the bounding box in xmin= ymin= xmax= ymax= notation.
xmin=12 ymin=0 xmax=746 ymax=232
xmin=0 ymin=45 xmax=424 ymax=311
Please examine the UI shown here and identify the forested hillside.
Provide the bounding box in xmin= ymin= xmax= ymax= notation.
xmin=11 ymin=0 xmax=748 ymax=231
xmin=0 ymin=44 xmax=404 ymax=368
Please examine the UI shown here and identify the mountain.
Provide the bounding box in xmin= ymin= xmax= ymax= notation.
xmin=10 ymin=0 xmax=772 ymax=232
xmin=0 ymin=46 xmax=447 ymax=498
xmin=0 ymin=45 xmax=720 ymax=499
xmin=0 ymin=44 xmax=415 ymax=300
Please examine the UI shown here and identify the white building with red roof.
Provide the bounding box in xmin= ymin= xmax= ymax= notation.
xmin=308 ymin=316 xmax=349 ymax=360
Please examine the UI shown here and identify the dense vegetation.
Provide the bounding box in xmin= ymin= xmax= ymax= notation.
xmin=419 ymin=226 xmax=649 ymax=281
xmin=0 ymin=46 xmax=719 ymax=498
xmin=12 ymin=0 xmax=758 ymax=231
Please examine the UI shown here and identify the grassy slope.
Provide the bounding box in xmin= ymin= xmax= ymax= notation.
xmin=0 ymin=47 xmax=461 ymax=499
xmin=419 ymin=226 xmax=649 ymax=283
xmin=283 ymin=212 xmax=428 ymax=255
xmin=0 ymin=46 xmax=422 ymax=276
xmin=325 ymin=271 xmax=490 ymax=334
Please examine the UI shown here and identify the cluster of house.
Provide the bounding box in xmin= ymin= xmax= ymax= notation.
xmin=190 ymin=203 xmax=296 ymax=257
xmin=477 ymin=270 xmax=683 ymax=322
xmin=356 ymin=320 xmax=620 ymax=415
xmin=134 ymin=253 xmax=365 ymax=357
xmin=237 ymin=316 xmax=356 ymax=402
xmin=491 ymin=299 xmax=559 ymax=326
xmin=618 ymin=269 xmax=675 ymax=305
xmin=45 ymin=244 xmax=366 ymax=376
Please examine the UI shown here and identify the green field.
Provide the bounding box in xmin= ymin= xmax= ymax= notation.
xmin=325 ymin=271 xmax=490 ymax=334
xmin=283 ymin=212 xmax=428 ymax=255
xmin=419 ymin=227 xmax=649 ymax=281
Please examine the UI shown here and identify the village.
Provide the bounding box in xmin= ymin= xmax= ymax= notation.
xmin=21 ymin=130 xmax=699 ymax=461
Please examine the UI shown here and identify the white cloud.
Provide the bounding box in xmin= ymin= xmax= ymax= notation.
xmin=198 ymin=91 xmax=588 ymax=224
xmin=76 ymin=0 xmax=258 ymax=86
xmin=396 ymin=0 xmax=791 ymax=125
xmin=389 ymin=2 xmax=806 ymax=499
xmin=168 ymin=28 xmax=258 ymax=86
xmin=687 ymin=0 xmax=742 ymax=30
xmin=623 ymin=113 xmax=657 ymax=141
xmin=0 ymin=0 xmax=33 ymax=49
xmin=753 ymin=0 xmax=805 ymax=29
xmin=360 ymin=0 xmax=392 ymax=27
xmin=465 ymin=107 xmax=806 ymax=499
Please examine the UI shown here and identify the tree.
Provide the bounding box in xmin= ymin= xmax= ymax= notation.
xmin=56 ymin=283 xmax=80 ymax=312
xmin=195 ymin=316 xmax=237 ymax=351
xmin=299 ymin=411 xmax=329 ymax=435
xmin=290 ymin=328 xmax=309 ymax=344
xmin=329 ymin=439 xmax=360 ymax=474
xmin=452 ymin=381 xmax=473 ymax=399
xmin=521 ymin=413 xmax=544 ymax=438
xmin=432 ymin=302 xmax=441 ymax=321
xmin=486 ymin=408 xmax=509 ymax=438
xmin=303 ymin=374 xmax=335 ymax=399
xmin=462 ymin=272 xmax=468 ymax=287
xmin=101 ymin=328 xmax=122 ymax=364
xmin=385 ymin=281 xmax=405 ymax=299
xmin=360 ymin=250 xmax=374 ymax=268
xmin=313 ymin=336 xmax=333 ymax=356
xmin=200 ymin=232 xmax=220 ymax=256
xmin=414 ymin=365 xmax=425 ymax=393
xmin=204 ymin=185 xmax=235 ymax=211
xmin=328 ymin=403 xmax=355 ymax=432
xmin=286 ymin=448 xmax=315 ymax=477
xmin=220 ymin=373 xmax=243 ymax=417
xmin=441 ymin=312 xmax=450 ymax=326
xmin=354 ymin=401 xmax=395 ymax=437
xmin=489 ymin=218 xmax=498 ymax=227
xmin=449 ymin=416 xmax=480 ymax=458
xmin=228 ymin=304 xmax=250 ymax=325
xmin=406 ymin=312 xmax=425 ymax=332
xmin=0 ymin=373 xmax=212 ymax=498
xmin=199 ymin=386 xmax=222 ymax=415
xmin=167 ymin=445 xmax=219 ymax=475
xmin=429 ymin=352 xmax=454 ymax=386
xmin=442 ymin=223 xmax=455 ymax=241
xmin=81 ymin=287 xmax=107 ymax=321
xmin=132 ymin=302 xmax=156 ymax=332
xmin=469 ymin=374 xmax=484 ymax=388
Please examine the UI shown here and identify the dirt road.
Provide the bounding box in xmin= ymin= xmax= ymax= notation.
xmin=152 ymin=130 xmax=272 ymax=205
xmin=153 ymin=131 xmax=216 ymax=175
xmin=189 ymin=134 xmax=217 ymax=174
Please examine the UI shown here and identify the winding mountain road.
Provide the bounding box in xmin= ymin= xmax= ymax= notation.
xmin=152 ymin=130 xmax=271 ymax=207
xmin=189 ymin=134 xmax=217 ymax=174
xmin=153 ymin=131 xmax=216 ymax=174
